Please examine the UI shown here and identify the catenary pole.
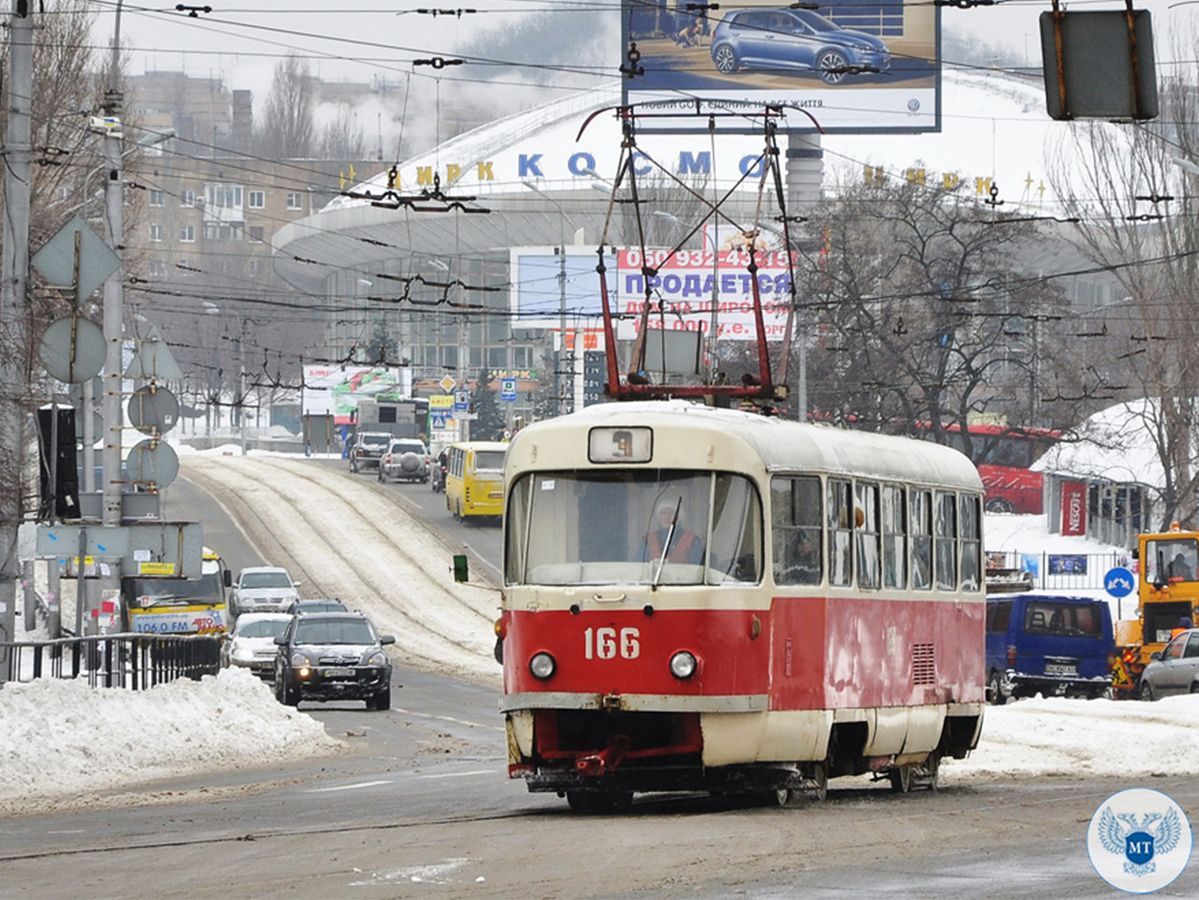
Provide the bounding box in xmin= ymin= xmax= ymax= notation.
xmin=101 ymin=1 xmax=125 ymax=528
xmin=0 ymin=2 xmax=35 ymax=682
xmin=95 ymin=1 xmax=126 ymax=636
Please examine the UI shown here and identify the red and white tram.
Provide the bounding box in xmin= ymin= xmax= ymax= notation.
xmin=497 ymin=401 xmax=985 ymax=810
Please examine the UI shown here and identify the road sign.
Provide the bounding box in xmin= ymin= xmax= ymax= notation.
xmin=38 ymin=315 xmax=106 ymax=383
xmin=37 ymin=521 xmax=203 ymax=578
xmin=439 ymin=374 xmax=457 ymax=393
xmin=128 ymin=385 xmax=180 ymax=436
xmin=430 ymin=410 xmax=454 ymax=430
xmin=127 ymin=439 xmax=179 ymax=489
xmin=1104 ymin=566 xmax=1135 ymax=599
xmin=31 ymin=215 xmax=120 ymax=301
xmin=124 ymin=332 xmax=183 ymax=382
xmin=500 ymin=377 xmax=517 ymax=402
xmin=453 ymin=389 xmax=471 ymax=413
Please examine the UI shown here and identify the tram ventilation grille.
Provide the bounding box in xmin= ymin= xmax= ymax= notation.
xmin=911 ymin=643 xmax=936 ymax=685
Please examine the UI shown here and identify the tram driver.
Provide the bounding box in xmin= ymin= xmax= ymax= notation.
xmin=643 ymin=501 xmax=705 ymax=565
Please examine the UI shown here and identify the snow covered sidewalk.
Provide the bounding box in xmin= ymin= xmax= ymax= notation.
xmin=948 ymin=695 xmax=1199 ymax=781
xmin=0 ymin=669 xmax=341 ymax=815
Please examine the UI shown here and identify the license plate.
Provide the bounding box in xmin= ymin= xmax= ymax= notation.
xmin=322 ymin=667 xmax=355 ymax=678
xmin=1044 ymin=663 xmax=1077 ymax=676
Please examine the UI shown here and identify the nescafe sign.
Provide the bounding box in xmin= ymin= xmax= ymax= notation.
xmin=1061 ymin=481 xmax=1087 ymax=536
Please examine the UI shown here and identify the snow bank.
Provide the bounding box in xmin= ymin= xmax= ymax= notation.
xmin=949 ymin=695 xmax=1199 ymax=781
xmin=0 ymin=669 xmax=340 ymax=813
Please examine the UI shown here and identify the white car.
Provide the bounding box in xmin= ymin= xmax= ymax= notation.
xmin=221 ymin=613 xmax=293 ymax=678
xmin=232 ymin=566 xmax=301 ymax=615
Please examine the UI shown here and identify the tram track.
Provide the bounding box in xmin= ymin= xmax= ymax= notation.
xmin=180 ymin=457 xmax=496 ymax=683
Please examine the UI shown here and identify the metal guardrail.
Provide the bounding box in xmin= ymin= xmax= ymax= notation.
xmin=1 ymin=633 xmax=222 ymax=689
xmin=985 ymin=551 xmax=1131 ymax=592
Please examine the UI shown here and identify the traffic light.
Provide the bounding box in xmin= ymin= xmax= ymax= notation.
xmin=37 ymin=405 xmax=79 ymax=520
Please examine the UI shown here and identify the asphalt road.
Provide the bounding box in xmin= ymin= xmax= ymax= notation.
xmin=2 ymin=462 xmax=1196 ymax=897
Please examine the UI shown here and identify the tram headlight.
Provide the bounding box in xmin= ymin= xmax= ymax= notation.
xmin=670 ymin=651 xmax=697 ymax=679
xmin=529 ymin=652 xmax=556 ymax=680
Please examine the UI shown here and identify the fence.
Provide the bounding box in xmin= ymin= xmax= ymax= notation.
xmin=986 ymin=550 xmax=1132 ymax=592
xmin=1 ymin=633 xmax=222 ymax=689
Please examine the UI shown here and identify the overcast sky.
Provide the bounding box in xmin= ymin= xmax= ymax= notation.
xmin=95 ymin=1 xmax=1199 ymax=86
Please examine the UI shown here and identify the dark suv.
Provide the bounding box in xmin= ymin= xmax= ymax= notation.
xmin=349 ymin=431 xmax=392 ymax=473
xmin=711 ymin=8 xmax=890 ymax=85
xmin=273 ymin=612 xmax=395 ymax=710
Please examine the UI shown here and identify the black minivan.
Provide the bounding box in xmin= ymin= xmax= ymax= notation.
xmin=985 ymin=594 xmax=1115 ymax=704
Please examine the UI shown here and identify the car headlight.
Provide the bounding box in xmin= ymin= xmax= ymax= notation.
xmin=290 ymin=651 xmax=311 ymax=667
xmin=366 ymin=650 xmax=388 ymax=667
xmin=232 ymin=646 xmax=255 ymax=662
xmin=670 ymin=651 xmax=697 ymax=679
xmin=529 ymin=652 xmax=556 ymax=680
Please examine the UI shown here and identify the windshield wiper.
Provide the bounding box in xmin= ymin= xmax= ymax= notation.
xmin=652 ymin=497 xmax=683 ymax=588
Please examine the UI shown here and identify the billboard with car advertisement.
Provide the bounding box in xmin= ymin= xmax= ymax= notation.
xmin=615 ymin=247 xmax=795 ymax=342
xmin=622 ymin=0 xmax=939 ymax=133
xmin=301 ymin=366 xmax=413 ymax=425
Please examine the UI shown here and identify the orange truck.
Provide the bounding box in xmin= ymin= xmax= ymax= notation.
xmin=1111 ymin=529 xmax=1199 ymax=698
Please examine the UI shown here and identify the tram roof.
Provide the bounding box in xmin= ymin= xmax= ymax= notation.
xmin=518 ymin=401 xmax=982 ymax=491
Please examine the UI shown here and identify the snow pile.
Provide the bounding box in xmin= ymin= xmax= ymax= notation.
xmin=0 ymin=669 xmax=340 ymax=812
xmin=1033 ymin=399 xmax=1164 ymax=490
xmin=949 ymin=695 xmax=1199 ymax=780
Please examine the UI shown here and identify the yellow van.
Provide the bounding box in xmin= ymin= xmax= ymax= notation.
xmin=445 ymin=441 xmax=508 ymax=520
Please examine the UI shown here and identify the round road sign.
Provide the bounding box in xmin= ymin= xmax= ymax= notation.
xmin=127 ymin=439 xmax=179 ymax=489
xmin=128 ymin=384 xmax=180 ymax=436
xmin=38 ymin=315 xmax=106 ymax=384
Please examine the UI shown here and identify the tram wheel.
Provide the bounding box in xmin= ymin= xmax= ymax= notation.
xmin=809 ymin=763 xmax=829 ymax=802
xmin=889 ymin=765 xmax=914 ymax=794
xmin=912 ymin=754 xmax=940 ymax=791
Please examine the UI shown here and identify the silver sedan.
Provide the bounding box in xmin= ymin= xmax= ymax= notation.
xmin=1140 ymin=628 xmax=1199 ymax=700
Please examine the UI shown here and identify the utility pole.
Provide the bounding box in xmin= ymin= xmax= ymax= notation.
xmin=557 ymin=246 xmax=568 ymax=416
xmin=0 ymin=1 xmax=34 ymax=678
xmin=238 ymin=314 xmax=248 ymax=455
xmin=97 ymin=1 xmax=126 ymax=634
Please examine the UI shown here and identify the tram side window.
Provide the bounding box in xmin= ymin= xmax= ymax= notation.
xmin=771 ymin=475 xmax=822 ymax=586
xmin=959 ymin=494 xmax=982 ymax=591
xmin=708 ymin=474 xmax=763 ymax=584
xmin=882 ymin=485 xmax=907 ymax=589
xmin=828 ymin=479 xmax=853 ymax=586
xmin=856 ymin=482 xmax=880 ymax=590
xmin=935 ymin=491 xmax=958 ymax=591
xmin=911 ymin=489 xmax=932 ymax=591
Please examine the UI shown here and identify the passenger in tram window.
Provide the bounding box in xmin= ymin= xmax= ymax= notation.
xmin=644 ymin=501 xmax=705 ymax=565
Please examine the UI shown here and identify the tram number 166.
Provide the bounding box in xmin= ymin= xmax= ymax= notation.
xmin=584 ymin=627 xmax=640 ymax=660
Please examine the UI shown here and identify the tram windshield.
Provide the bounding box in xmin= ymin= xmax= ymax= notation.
xmin=506 ymin=470 xmax=762 ymax=586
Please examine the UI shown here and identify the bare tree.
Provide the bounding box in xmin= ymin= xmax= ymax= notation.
xmin=316 ymin=103 xmax=366 ymax=161
xmin=1047 ymin=78 xmax=1199 ymax=526
xmin=795 ymin=173 xmax=1076 ymax=460
xmin=256 ymin=55 xmax=315 ymax=159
